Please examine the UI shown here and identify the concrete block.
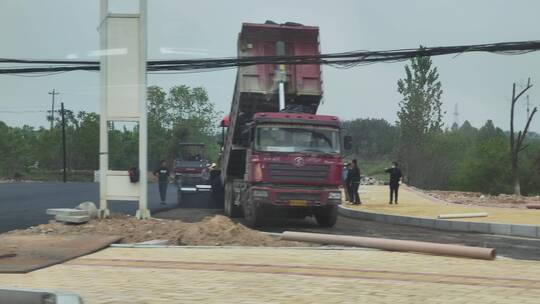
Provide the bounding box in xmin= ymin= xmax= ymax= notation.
xmin=55 ymin=214 xmax=90 ymax=224
xmin=361 ymin=212 xmax=375 ymax=221
xmin=418 ymin=218 xmax=435 ymax=229
xmin=510 ymin=224 xmax=537 ymax=238
xmin=385 ymin=215 xmax=398 ymax=224
xmin=337 ymin=206 xmax=349 ymax=216
xmin=409 ymin=217 xmax=422 ymax=227
xmin=47 ymin=208 xmax=89 ymax=216
xmin=373 ymin=213 xmax=386 ymax=222
xmin=350 ymin=212 xmax=366 ymax=220
xmin=392 ymin=215 xmax=412 ymax=226
xmin=75 ymin=201 xmax=98 ymax=219
xmin=469 ymin=222 xmax=490 ymax=234
xmin=338 ymin=207 xmax=372 ymax=221
xmin=434 ymin=220 xmax=452 ymax=231
xmin=450 ymin=221 xmax=470 ymax=232
xmin=354 ymin=211 xmax=370 ymax=220
xmin=337 ymin=206 xmax=355 ymax=218
xmin=401 ymin=216 xmax=415 ymax=226
xmin=489 ymin=223 xmax=512 ymax=236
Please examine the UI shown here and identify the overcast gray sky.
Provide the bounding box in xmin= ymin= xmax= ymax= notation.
xmin=0 ymin=0 xmax=539 ymax=132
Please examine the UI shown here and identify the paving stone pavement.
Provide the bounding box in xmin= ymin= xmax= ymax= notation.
xmin=348 ymin=185 xmax=540 ymax=225
xmin=1 ymin=247 xmax=540 ymax=303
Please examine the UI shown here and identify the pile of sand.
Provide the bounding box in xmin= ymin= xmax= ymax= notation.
xmin=5 ymin=214 xmax=303 ymax=247
xmin=426 ymin=190 xmax=540 ymax=209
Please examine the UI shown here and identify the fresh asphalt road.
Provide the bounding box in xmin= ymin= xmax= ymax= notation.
xmin=0 ymin=181 xmax=182 ymax=233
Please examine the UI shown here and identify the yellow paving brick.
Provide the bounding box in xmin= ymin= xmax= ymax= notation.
xmin=1 ymin=247 xmax=540 ymax=303
xmin=348 ymin=185 xmax=540 ymax=225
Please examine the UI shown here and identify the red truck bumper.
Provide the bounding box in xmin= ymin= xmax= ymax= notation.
xmin=249 ymin=186 xmax=341 ymax=207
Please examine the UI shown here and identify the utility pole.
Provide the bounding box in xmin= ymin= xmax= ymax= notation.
xmin=48 ymin=89 xmax=59 ymax=131
xmin=61 ymin=102 xmax=67 ymax=183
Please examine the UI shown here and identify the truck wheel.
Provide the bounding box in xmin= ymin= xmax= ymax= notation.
xmin=315 ymin=205 xmax=338 ymax=227
xmin=224 ymin=181 xmax=242 ymax=218
xmin=243 ymin=198 xmax=263 ymax=227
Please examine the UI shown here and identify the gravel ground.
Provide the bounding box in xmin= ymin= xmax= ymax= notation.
xmin=422 ymin=190 xmax=540 ymax=209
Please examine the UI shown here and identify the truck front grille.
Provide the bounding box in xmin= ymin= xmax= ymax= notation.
xmin=267 ymin=163 xmax=329 ymax=182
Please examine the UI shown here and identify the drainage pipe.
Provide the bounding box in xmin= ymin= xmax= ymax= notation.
xmin=437 ymin=212 xmax=488 ymax=219
xmin=281 ymin=231 xmax=496 ymax=260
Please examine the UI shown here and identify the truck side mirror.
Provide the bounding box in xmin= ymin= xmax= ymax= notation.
xmin=344 ymin=135 xmax=352 ymax=150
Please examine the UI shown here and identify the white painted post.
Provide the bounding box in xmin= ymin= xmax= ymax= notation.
xmin=98 ymin=0 xmax=150 ymax=219
xmin=136 ymin=0 xmax=150 ymax=219
xmin=98 ymin=0 xmax=109 ymax=218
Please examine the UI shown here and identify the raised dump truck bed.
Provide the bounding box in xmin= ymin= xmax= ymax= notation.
xmin=237 ymin=22 xmax=322 ymax=102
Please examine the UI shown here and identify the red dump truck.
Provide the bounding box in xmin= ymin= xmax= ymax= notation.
xmin=211 ymin=22 xmax=350 ymax=227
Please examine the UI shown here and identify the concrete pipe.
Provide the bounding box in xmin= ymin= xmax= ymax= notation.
xmin=526 ymin=204 xmax=540 ymax=209
xmin=281 ymin=231 xmax=496 ymax=260
xmin=437 ymin=212 xmax=488 ymax=219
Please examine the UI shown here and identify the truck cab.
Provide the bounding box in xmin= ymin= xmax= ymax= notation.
xmin=246 ymin=112 xmax=343 ymax=225
xmin=220 ymin=112 xmax=345 ymax=227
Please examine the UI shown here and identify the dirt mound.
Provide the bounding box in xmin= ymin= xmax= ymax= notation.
xmin=426 ymin=190 xmax=540 ymax=209
xmin=179 ymin=215 xmax=282 ymax=246
xmin=5 ymin=214 xmax=302 ymax=247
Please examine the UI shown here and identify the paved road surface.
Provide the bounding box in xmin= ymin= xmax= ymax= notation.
xmin=0 ymin=181 xmax=183 ymax=233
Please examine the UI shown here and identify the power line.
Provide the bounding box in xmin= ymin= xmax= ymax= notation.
xmin=0 ymin=40 xmax=539 ymax=75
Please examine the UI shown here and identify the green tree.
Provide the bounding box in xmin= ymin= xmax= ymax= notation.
xmin=478 ymin=119 xmax=504 ymax=143
xmin=73 ymin=112 xmax=99 ymax=169
xmin=147 ymin=85 xmax=220 ymax=168
xmin=343 ymin=118 xmax=398 ymax=159
xmin=519 ymin=141 xmax=540 ymax=195
xmin=397 ymin=52 xmax=444 ymax=141
xmin=451 ymin=137 xmax=512 ymax=194
xmin=396 ymin=52 xmax=444 ymax=184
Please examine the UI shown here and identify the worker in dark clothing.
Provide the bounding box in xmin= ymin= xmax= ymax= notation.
xmin=385 ymin=162 xmax=403 ymax=204
xmin=153 ymin=160 xmax=170 ymax=205
xmin=346 ymin=159 xmax=361 ymax=205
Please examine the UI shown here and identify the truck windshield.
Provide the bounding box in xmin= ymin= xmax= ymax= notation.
xmin=255 ymin=125 xmax=341 ymax=154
